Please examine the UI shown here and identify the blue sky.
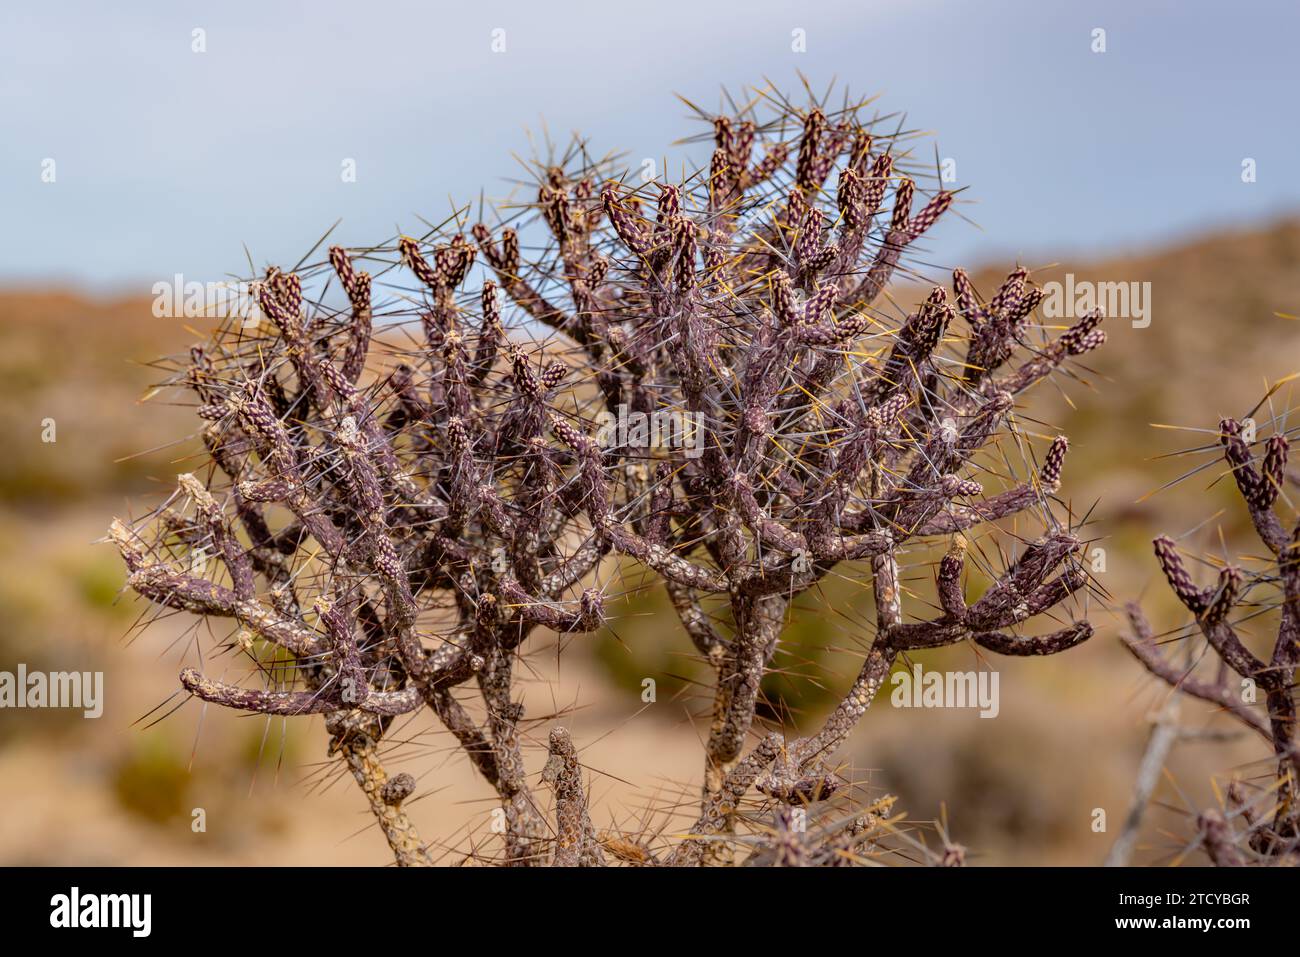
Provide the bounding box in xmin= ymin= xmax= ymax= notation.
xmin=3 ymin=0 xmax=1298 ymax=291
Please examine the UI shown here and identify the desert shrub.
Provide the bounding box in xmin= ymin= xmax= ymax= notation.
xmin=110 ymin=84 xmax=1105 ymax=866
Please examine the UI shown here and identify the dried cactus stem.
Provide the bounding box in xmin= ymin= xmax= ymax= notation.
xmin=543 ymin=727 xmax=606 ymax=866
xmin=327 ymin=717 xmax=431 ymax=867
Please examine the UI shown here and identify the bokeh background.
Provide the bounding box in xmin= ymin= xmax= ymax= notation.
xmin=3 ymin=0 xmax=1300 ymax=865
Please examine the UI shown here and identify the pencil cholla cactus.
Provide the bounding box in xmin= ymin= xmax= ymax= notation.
xmin=110 ymin=85 xmax=1105 ymax=866
xmin=1124 ymin=408 xmax=1299 ymax=865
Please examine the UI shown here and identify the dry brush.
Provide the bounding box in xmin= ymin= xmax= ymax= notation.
xmin=110 ymin=85 xmax=1106 ymax=866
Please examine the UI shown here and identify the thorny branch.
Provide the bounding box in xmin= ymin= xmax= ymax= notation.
xmin=1124 ymin=413 xmax=1300 ymax=864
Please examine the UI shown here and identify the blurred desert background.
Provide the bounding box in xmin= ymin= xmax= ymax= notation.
xmin=2 ymin=216 xmax=1298 ymax=865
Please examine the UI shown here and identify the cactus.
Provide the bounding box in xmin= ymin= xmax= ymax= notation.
xmin=1124 ymin=409 xmax=1300 ymax=865
xmin=109 ymin=84 xmax=1105 ymax=866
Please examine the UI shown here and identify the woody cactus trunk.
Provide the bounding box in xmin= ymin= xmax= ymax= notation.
xmin=109 ymin=86 xmax=1106 ymax=866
